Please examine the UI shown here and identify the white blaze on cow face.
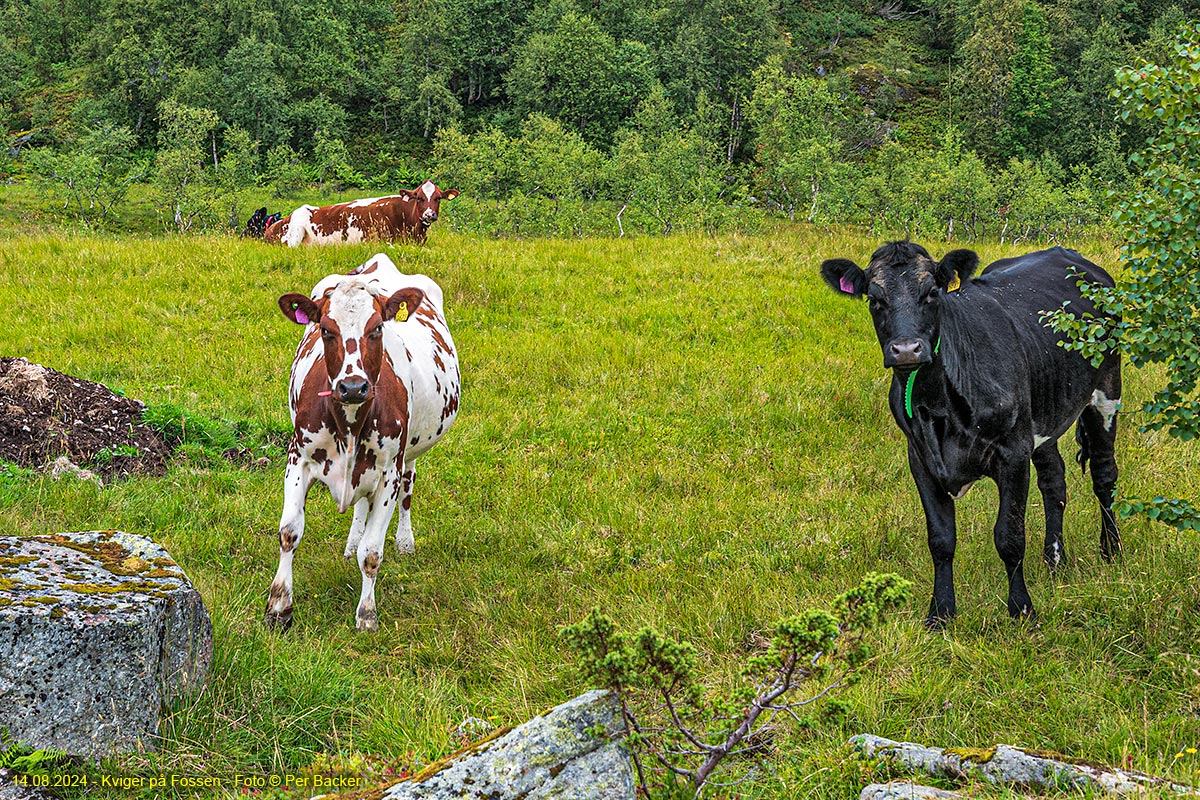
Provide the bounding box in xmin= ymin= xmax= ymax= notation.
xmin=414 ymin=180 xmax=458 ymax=226
xmin=323 ymin=279 xmax=383 ymax=406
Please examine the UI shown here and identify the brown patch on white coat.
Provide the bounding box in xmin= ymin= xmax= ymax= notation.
xmin=266 ymin=253 xmax=461 ymax=632
xmin=262 ymin=180 xmax=459 ymax=246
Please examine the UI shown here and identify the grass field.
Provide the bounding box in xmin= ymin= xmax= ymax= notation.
xmin=1 ymin=226 xmax=1199 ymax=798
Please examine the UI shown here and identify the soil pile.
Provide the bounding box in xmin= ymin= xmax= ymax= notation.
xmin=0 ymin=357 xmax=172 ymax=480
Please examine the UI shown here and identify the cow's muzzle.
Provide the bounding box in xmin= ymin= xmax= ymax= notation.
xmin=335 ymin=377 xmax=371 ymax=404
xmin=884 ymin=338 xmax=930 ymax=369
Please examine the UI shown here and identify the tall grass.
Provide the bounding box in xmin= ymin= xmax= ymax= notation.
xmin=1 ymin=228 xmax=1197 ymax=797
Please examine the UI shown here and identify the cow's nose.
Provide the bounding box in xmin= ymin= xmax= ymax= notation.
xmin=336 ymin=378 xmax=370 ymax=404
xmin=885 ymin=338 xmax=927 ymax=368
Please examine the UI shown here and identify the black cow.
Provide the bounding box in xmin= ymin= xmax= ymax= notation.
xmin=243 ymin=207 xmax=282 ymax=238
xmin=821 ymin=242 xmax=1121 ymax=626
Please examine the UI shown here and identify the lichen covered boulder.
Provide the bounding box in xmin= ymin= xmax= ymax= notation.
xmin=0 ymin=531 xmax=212 ymax=759
xmin=860 ymin=782 xmax=964 ymax=800
xmin=850 ymin=734 xmax=1196 ymax=795
xmin=381 ymin=689 xmax=634 ymax=799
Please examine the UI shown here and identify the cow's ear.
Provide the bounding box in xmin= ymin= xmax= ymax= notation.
xmin=279 ymin=293 xmax=321 ymax=325
xmin=381 ymin=288 xmax=425 ymax=323
xmin=937 ymin=249 xmax=979 ymax=291
xmin=821 ymin=258 xmax=867 ymax=297
xmin=442 ymin=189 xmax=459 ymax=201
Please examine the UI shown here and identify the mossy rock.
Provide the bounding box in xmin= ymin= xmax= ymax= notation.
xmin=0 ymin=531 xmax=212 ymax=759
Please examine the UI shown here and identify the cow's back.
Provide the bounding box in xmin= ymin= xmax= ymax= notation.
xmin=945 ymin=248 xmax=1115 ymax=438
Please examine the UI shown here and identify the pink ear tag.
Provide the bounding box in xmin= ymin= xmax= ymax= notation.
xmin=295 ymin=309 xmax=309 ymax=325
xmin=839 ymin=276 xmax=856 ymax=294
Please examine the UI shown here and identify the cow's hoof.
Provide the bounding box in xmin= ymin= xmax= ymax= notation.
xmin=925 ymin=599 xmax=956 ymax=630
xmin=1008 ymin=605 xmax=1038 ymax=627
xmin=355 ymin=610 xmax=379 ymax=633
xmin=1043 ymin=544 xmax=1067 ymax=572
xmin=265 ymin=607 xmax=294 ymax=632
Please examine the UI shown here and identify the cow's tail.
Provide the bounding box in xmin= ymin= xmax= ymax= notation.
xmin=1075 ymin=419 xmax=1091 ymax=474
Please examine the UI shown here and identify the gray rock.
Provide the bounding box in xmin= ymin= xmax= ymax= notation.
xmin=860 ymin=781 xmax=964 ymax=800
xmin=850 ymin=734 xmax=1196 ymax=795
xmin=0 ymin=767 xmax=57 ymax=800
xmin=0 ymin=531 xmax=212 ymax=759
xmin=49 ymin=456 xmax=101 ymax=486
xmin=382 ymin=690 xmax=634 ymax=799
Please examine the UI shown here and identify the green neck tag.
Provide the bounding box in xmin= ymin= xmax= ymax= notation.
xmin=904 ymin=336 xmax=941 ymax=419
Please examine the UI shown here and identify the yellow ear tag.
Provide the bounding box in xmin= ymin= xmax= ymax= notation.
xmin=396 ymin=305 xmax=408 ymax=322
xmin=947 ymin=274 xmax=961 ymax=292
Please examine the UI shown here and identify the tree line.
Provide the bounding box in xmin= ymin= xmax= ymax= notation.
xmin=0 ymin=0 xmax=1195 ymax=236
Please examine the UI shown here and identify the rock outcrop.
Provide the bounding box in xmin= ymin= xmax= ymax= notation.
xmin=860 ymin=781 xmax=964 ymax=800
xmin=0 ymin=531 xmax=212 ymax=759
xmin=851 ymin=734 xmax=1196 ymax=795
xmin=380 ymin=690 xmax=634 ymax=799
xmin=0 ymin=767 xmax=58 ymax=800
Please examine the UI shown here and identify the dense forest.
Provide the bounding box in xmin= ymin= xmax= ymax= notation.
xmin=0 ymin=0 xmax=1196 ymax=237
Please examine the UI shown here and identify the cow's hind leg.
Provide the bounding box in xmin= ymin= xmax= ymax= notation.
xmin=344 ymin=498 xmax=369 ymax=559
xmin=267 ymin=455 xmax=313 ymax=631
xmin=1079 ymin=367 xmax=1121 ymax=559
xmin=394 ymin=465 xmax=416 ymax=555
xmin=1032 ymin=440 xmax=1067 ymax=570
xmin=995 ymin=459 xmax=1035 ymax=621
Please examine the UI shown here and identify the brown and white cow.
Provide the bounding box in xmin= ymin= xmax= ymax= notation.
xmin=267 ymin=253 xmax=461 ymax=632
xmin=263 ymin=180 xmax=459 ymax=246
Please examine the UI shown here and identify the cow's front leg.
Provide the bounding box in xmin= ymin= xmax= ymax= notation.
xmin=344 ymin=498 xmax=369 ymax=559
xmin=909 ymin=444 xmax=957 ymax=628
xmin=995 ymin=459 xmax=1035 ymax=621
xmin=394 ymin=464 xmax=416 ymax=554
xmin=267 ymin=454 xmax=313 ymax=631
xmin=354 ymin=472 xmax=403 ymax=632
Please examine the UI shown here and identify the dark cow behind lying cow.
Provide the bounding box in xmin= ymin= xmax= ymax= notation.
xmin=821 ymin=242 xmax=1121 ymax=627
xmin=263 ymin=180 xmax=459 ymax=246
xmin=243 ymin=207 xmax=283 ymax=238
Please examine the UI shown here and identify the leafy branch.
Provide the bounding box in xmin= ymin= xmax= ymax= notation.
xmin=562 ymin=572 xmax=912 ymax=797
xmin=1045 ymin=22 xmax=1200 ymax=531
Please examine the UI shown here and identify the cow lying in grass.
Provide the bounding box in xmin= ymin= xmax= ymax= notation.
xmin=822 ymin=242 xmax=1121 ymax=626
xmin=268 ymin=253 xmax=461 ymax=632
xmin=263 ymin=180 xmax=459 ymax=246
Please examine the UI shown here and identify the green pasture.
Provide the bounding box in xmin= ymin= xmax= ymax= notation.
xmin=1 ymin=228 xmax=1198 ymax=798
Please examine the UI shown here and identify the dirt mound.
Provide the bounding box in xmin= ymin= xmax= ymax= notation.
xmin=0 ymin=357 xmax=173 ymax=480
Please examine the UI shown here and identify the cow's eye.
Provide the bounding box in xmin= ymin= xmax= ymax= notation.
xmin=867 ymin=291 xmax=887 ymax=309
xmin=922 ymin=288 xmax=940 ymax=304
xmin=369 ymin=324 xmax=384 ymax=338
xmin=321 ymin=327 xmax=334 ymax=339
